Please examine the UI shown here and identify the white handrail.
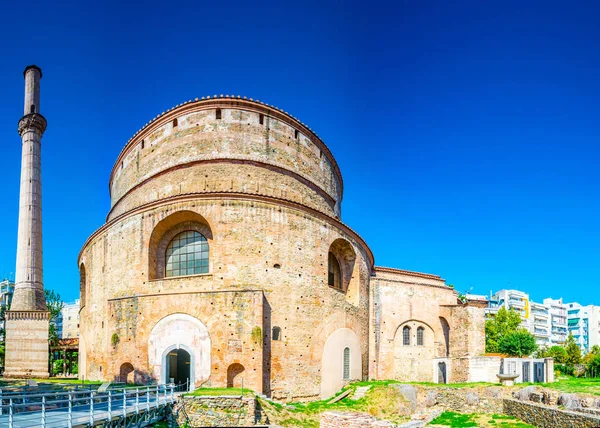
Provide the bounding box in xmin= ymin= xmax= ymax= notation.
xmin=0 ymin=383 xmax=175 ymax=428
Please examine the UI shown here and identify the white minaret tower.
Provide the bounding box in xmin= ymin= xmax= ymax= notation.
xmin=4 ymin=65 xmax=50 ymax=378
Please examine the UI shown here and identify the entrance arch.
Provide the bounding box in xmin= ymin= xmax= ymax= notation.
xmin=148 ymin=313 xmax=211 ymax=389
xmin=119 ymin=362 xmax=134 ymax=384
xmin=166 ymin=348 xmax=192 ymax=390
xmin=227 ymin=363 xmax=245 ymax=388
xmin=320 ymin=328 xmax=362 ymax=399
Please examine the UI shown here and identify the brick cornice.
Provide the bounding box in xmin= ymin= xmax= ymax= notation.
xmin=373 ymin=266 xmax=445 ymax=281
xmin=79 ymin=191 xmax=374 ymax=269
xmin=107 ymin=158 xmax=337 ymax=222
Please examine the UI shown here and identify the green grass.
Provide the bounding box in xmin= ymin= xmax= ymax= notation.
xmin=430 ymin=411 xmax=534 ymax=428
xmin=186 ymin=387 xmax=251 ymax=396
xmin=430 ymin=411 xmax=478 ymax=427
xmin=538 ymin=377 xmax=600 ymax=396
xmin=0 ymin=378 xmax=103 ymax=387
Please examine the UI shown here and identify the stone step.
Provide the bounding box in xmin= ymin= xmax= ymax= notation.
xmin=350 ymin=386 xmax=372 ymax=400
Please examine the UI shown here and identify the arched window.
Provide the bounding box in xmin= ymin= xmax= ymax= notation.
xmin=328 ymin=252 xmax=342 ymax=290
xmin=417 ymin=326 xmax=424 ymax=346
xmin=165 ymin=231 xmax=209 ymax=277
xmin=272 ymin=326 xmax=281 ymax=341
xmin=403 ymin=326 xmax=411 ymax=345
xmin=343 ymin=347 xmax=350 ymax=380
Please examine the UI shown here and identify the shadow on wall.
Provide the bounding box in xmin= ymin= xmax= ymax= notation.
xmin=113 ymin=364 xmax=155 ymax=385
xmin=263 ymin=297 xmax=272 ymax=395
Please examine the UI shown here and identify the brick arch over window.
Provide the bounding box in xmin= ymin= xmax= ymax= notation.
xmin=79 ymin=263 xmax=86 ymax=308
xmin=148 ymin=211 xmax=213 ymax=280
xmin=327 ymin=238 xmax=356 ymax=292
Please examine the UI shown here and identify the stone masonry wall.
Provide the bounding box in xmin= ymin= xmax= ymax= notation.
xmin=178 ymin=396 xmax=261 ymax=427
xmin=80 ymin=198 xmax=371 ymax=400
xmin=503 ymin=398 xmax=600 ymax=428
xmin=369 ymin=268 xmax=459 ymax=382
xmin=109 ymin=102 xmax=342 ymax=219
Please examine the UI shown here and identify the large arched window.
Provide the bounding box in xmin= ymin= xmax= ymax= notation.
xmin=165 ymin=231 xmax=209 ymax=277
xmin=328 ymin=252 xmax=342 ymax=290
xmin=403 ymin=326 xmax=411 ymax=345
xmin=417 ymin=326 xmax=424 ymax=346
xmin=342 ymin=347 xmax=350 ymax=380
xmin=79 ymin=264 xmax=86 ymax=308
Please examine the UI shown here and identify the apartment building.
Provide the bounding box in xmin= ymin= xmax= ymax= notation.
xmin=566 ymin=303 xmax=600 ymax=353
xmin=0 ymin=279 xmax=14 ymax=333
xmin=57 ymin=299 xmax=80 ymax=339
xmin=543 ymin=298 xmax=568 ymax=345
xmin=529 ymin=301 xmax=551 ymax=347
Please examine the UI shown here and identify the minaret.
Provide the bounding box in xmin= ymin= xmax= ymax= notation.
xmin=4 ymin=65 xmax=50 ymax=378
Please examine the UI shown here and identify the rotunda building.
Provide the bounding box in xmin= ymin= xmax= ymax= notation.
xmin=78 ymin=96 xmax=373 ymax=400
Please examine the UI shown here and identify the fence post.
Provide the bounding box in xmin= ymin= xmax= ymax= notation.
xmin=155 ymin=385 xmax=159 ymax=408
xmin=67 ymin=392 xmax=72 ymax=428
xmin=108 ymin=390 xmax=112 ymax=422
xmin=41 ymin=395 xmax=46 ymax=428
xmin=123 ymin=388 xmax=127 ymax=419
xmin=89 ymin=391 xmax=94 ymax=426
xmin=146 ymin=386 xmax=150 ymax=412
xmin=0 ymin=389 xmax=3 ymax=416
xmin=8 ymin=398 xmax=12 ymax=428
xmin=135 ymin=388 xmax=139 ymax=414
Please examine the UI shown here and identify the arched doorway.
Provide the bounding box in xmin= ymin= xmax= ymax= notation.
xmin=227 ymin=363 xmax=245 ymax=388
xmin=119 ymin=363 xmax=134 ymax=384
xmin=166 ymin=348 xmax=191 ymax=391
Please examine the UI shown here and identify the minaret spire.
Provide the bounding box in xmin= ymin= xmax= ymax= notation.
xmin=4 ymin=65 xmax=50 ymax=378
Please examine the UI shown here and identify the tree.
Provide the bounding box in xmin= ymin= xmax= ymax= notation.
xmin=583 ymin=345 xmax=600 ymax=364
xmin=546 ymin=345 xmax=568 ymax=364
xmin=45 ymin=289 xmax=64 ymax=347
xmin=587 ymin=354 xmax=600 ymax=378
xmin=498 ymin=329 xmax=538 ymax=357
xmin=44 ymin=289 xmax=64 ymax=376
xmin=485 ymin=306 xmax=522 ymax=353
xmin=564 ymin=333 xmax=582 ymax=366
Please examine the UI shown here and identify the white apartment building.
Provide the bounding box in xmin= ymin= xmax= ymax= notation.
xmin=57 ymin=299 xmax=80 ymax=339
xmin=492 ymin=289 xmax=530 ymax=329
xmin=566 ymin=303 xmax=600 ymax=353
xmin=529 ymin=301 xmax=551 ymax=347
xmin=543 ymin=298 xmax=568 ymax=345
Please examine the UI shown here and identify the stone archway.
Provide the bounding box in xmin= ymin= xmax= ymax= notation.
xmin=119 ymin=362 xmax=134 ymax=384
xmin=227 ymin=363 xmax=245 ymax=388
xmin=148 ymin=313 xmax=211 ymax=389
xmin=320 ymin=328 xmax=362 ymax=399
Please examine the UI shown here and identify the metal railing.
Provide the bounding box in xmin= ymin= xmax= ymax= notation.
xmin=0 ymin=383 xmax=176 ymax=427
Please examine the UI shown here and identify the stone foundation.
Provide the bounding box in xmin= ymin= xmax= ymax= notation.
xmin=503 ymin=398 xmax=600 ymax=428
xmin=177 ymin=395 xmax=263 ymax=427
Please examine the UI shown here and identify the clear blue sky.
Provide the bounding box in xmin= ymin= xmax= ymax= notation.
xmin=0 ymin=1 xmax=599 ymax=304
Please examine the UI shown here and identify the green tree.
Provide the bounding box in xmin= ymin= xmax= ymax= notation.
xmin=546 ymin=345 xmax=568 ymax=364
xmin=584 ymin=345 xmax=600 ymax=364
xmin=564 ymin=333 xmax=582 ymax=365
xmin=498 ymin=329 xmax=538 ymax=357
xmin=485 ymin=306 xmax=522 ymax=353
xmin=588 ymin=354 xmax=600 ymax=378
xmin=44 ymin=289 xmax=64 ymax=376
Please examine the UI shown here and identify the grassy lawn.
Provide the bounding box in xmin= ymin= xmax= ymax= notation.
xmin=186 ymin=387 xmax=251 ymax=396
xmin=538 ymin=377 xmax=600 ymax=396
xmin=0 ymin=378 xmax=102 ymax=387
xmin=429 ymin=411 xmax=534 ymax=427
